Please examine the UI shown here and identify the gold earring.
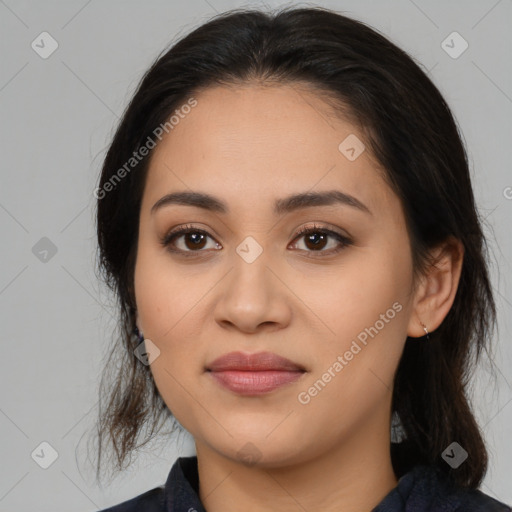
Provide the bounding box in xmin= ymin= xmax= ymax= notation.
xmin=420 ymin=322 xmax=430 ymax=341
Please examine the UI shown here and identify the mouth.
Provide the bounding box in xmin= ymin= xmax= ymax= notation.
xmin=205 ymin=351 xmax=306 ymax=396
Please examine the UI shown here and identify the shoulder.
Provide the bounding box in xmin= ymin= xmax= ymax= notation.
xmin=96 ymin=486 xmax=165 ymax=512
xmin=454 ymin=487 xmax=511 ymax=511
xmin=392 ymin=463 xmax=511 ymax=512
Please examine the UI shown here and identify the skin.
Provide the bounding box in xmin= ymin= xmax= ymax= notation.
xmin=133 ymin=83 xmax=464 ymax=512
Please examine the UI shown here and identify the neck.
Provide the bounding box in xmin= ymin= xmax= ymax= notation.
xmin=195 ymin=416 xmax=398 ymax=512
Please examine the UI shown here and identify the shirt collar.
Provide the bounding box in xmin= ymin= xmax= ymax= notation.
xmin=163 ymin=455 xmax=502 ymax=512
xmin=164 ymin=456 xmax=207 ymax=512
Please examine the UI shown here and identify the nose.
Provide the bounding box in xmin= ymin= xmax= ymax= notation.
xmin=213 ymin=248 xmax=292 ymax=334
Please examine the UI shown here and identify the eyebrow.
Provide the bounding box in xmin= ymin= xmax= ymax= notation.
xmin=150 ymin=189 xmax=372 ymax=216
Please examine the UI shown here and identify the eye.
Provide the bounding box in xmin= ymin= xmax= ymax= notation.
xmin=160 ymin=224 xmax=221 ymax=255
xmin=160 ymin=222 xmax=353 ymax=257
xmin=289 ymin=223 xmax=353 ymax=256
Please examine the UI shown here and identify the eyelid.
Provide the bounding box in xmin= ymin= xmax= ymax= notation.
xmin=161 ymin=223 xmax=218 ymax=244
xmin=291 ymin=221 xmax=350 ymax=240
xmin=288 ymin=223 xmax=353 ymax=255
xmin=161 ymin=224 xmax=217 ymax=248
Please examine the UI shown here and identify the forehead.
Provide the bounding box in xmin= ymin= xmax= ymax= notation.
xmin=152 ymin=82 xmax=359 ymax=163
xmin=142 ymin=83 xmax=394 ymax=217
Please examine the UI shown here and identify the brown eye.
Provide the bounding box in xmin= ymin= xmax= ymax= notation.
xmin=301 ymin=231 xmax=329 ymax=251
xmin=180 ymin=232 xmax=208 ymax=250
xmin=160 ymin=223 xmax=352 ymax=258
xmin=290 ymin=224 xmax=353 ymax=256
xmin=161 ymin=225 xmax=221 ymax=255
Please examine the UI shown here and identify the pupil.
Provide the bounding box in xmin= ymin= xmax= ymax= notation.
xmin=307 ymin=233 xmax=326 ymax=249
xmin=188 ymin=233 xmax=205 ymax=248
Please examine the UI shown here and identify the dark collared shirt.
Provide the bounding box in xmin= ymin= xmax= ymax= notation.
xmin=97 ymin=456 xmax=511 ymax=511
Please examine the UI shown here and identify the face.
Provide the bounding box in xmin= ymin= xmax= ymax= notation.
xmin=134 ymin=83 xmax=417 ymax=467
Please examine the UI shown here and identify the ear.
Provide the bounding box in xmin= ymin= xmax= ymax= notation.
xmin=407 ymin=236 xmax=464 ymax=338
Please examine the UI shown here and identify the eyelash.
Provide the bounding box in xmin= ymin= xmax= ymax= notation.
xmin=160 ymin=223 xmax=353 ymax=259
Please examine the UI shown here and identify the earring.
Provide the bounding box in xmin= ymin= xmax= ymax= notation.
xmin=419 ymin=322 xmax=430 ymax=341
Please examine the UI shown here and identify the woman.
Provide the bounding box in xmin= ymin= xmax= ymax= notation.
xmin=93 ymin=6 xmax=510 ymax=511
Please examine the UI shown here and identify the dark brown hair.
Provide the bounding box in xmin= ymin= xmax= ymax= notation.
xmin=91 ymin=5 xmax=498 ymax=488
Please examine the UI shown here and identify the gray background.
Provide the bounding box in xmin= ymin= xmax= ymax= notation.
xmin=1 ymin=0 xmax=511 ymax=510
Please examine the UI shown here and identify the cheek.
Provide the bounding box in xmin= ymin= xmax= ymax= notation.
xmin=133 ymin=245 xmax=207 ymax=419
xmin=134 ymin=242 xmax=203 ymax=335
xmin=148 ymin=355 xmax=204 ymax=436
xmin=298 ymin=246 xmax=412 ymax=403
xmin=296 ymin=273 xmax=409 ymax=435
xmin=300 ymin=247 xmax=411 ymax=342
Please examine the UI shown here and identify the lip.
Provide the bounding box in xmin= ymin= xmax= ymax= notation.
xmin=206 ymin=351 xmax=306 ymax=396
xmin=207 ymin=351 xmax=305 ymax=372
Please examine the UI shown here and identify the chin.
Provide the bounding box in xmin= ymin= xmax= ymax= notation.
xmin=206 ymin=432 xmax=313 ymax=469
